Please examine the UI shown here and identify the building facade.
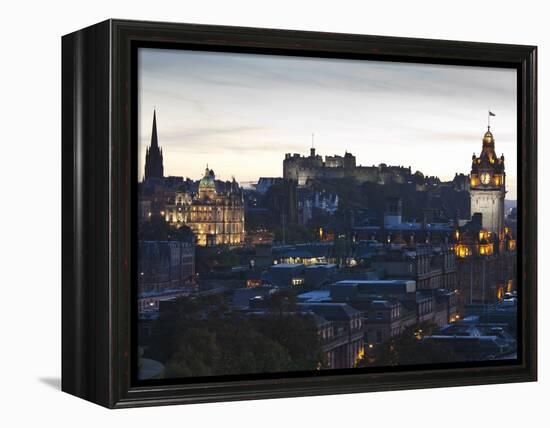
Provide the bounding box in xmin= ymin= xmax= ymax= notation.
xmin=454 ymin=214 xmax=516 ymax=304
xmin=165 ymin=167 xmax=245 ymax=246
xmin=300 ymin=303 xmax=365 ymax=369
xmin=138 ymin=240 xmax=195 ymax=292
xmin=370 ymin=244 xmax=457 ymax=291
xmin=137 ymin=240 xmax=195 ymax=312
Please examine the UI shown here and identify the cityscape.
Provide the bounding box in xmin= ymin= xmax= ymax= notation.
xmin=136 ymin=50 xmax=517 ymax=381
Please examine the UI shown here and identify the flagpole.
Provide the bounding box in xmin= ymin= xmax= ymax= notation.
xmin=488 ymin=110 xmax=495 ymax=129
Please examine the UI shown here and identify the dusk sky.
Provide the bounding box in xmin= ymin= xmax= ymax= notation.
xmin=138 ymin=48 xmax=517 ymax=199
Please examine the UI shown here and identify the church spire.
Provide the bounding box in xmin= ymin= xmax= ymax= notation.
xmin=144 ymin=109 xmax=164 ymax=180
xmin=151 ymin=109 xmax=159 ymax=148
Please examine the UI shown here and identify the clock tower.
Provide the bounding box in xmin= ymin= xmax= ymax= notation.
xmin=469 ymin=126 xmax=506 ymax=236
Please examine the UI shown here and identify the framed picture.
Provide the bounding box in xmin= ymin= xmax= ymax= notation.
xmin=62 ymin=19 xmax=537 ymax=408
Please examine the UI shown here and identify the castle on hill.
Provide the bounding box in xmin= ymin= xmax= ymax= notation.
xmin=283 ymin=147 xmax=418 ymax=186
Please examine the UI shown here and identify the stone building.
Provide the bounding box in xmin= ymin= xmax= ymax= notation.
xmin=370 ymin=245 xmax=457 ymax=291
xmin=299 ymin=280 xmax=459 ymax=356
xmin=164 ymin=167 xmax=245 ymax=246
xmin=138 ymin=240 xmax=195 ymax=292
xmin=352 ymin=197 xmax=455 ymax=246
xmin=454 ymin=126 xmax=517 ymax=304
xmin=137 ymin=240 xmax=195 ymax=312
xmin=454 ymin=214 xmax=516 ymax=304
xmin=299 ymin=303 xmax=365 ymax=369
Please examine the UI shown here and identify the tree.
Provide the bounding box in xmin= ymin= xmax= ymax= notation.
xmin=165 ymin=327 xmax=219 ymax=377
xmin=145 ymin=294 xmax=326 ymax=377
xmin=214 ymin=320 xmax=293 ymax=375
xmin=252 ymin=312 xmax=327 ymax=370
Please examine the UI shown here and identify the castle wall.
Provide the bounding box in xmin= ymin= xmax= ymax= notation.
xmin=283 ymin=151 xmax=414 ymax=186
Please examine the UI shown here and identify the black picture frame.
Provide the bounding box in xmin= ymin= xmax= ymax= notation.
xmin=62 ymin=19 xmax=537 ymax=408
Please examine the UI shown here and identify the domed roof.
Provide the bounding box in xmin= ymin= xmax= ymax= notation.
xmin=199 ymin=173 xmax=215 ymax=187
xmin=199 ymin=166 xmax=215 ymax=186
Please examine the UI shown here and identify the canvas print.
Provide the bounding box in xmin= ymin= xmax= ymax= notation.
xmin=136 ymin=48 xmax=518 ymax=381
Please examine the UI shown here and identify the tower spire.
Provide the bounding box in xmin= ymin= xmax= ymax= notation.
xmin=144 ymin=109 xmax=164 ymax=180
xmin=151 ymin=109 xmax=159 ymax=148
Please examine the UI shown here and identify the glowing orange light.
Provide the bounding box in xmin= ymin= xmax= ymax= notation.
xmin=455 ymin=245 xmax=472 ymax=258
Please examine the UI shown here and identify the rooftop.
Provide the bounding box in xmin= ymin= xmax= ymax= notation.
xmin=297 ymin=290 xmax=331 ymax=303
xmin=334 ymin=279 xmax=415 ymax=286
xmin=271 ymin=263 xmax=304 ymax=269
xmin=298 ymin=302 xmax=362 ymax=320
xmin=306 ymin=264 xmax=338 ymax=270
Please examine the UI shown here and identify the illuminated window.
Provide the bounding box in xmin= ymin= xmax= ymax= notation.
xmin=479 ymin=230 xmax=490 ymax=241
xmin=479 ymin=244 xmax=493 ymax=256
xmin=455 ymin=245 xmax=472 ymax=258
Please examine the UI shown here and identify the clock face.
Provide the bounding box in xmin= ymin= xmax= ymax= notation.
xmin=480 ymin=172 xmax=491 ymax=185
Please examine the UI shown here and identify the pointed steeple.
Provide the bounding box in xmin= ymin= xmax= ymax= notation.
xmin=151 ymin=109 xmax=159 ymax=148
xmin=144 ymin=109 xmax=164 ymax=180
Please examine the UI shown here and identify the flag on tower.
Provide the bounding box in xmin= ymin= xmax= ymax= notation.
xmin=489 ymin=111 xmax=496 ymax=116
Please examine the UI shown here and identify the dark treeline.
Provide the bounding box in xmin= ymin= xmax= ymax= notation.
xmin=144 ymin=293 xmax=326 ymax=378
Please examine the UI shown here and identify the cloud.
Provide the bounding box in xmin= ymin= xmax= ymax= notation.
xmin=137 ymin=47 xmax=518 ymax=198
